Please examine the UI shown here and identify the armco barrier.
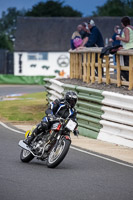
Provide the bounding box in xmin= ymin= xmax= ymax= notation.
xmin=45 ymin=79 xmax=104 ymax=139
xmin=102 ymin=106 xmax=133 ymax=126
xmin=100 ymin=91 xmax=133 ymax=148
xmin=44 ymin=78 xmax=133 ymax=148
xmin=44 ymin=79 xmax=64 ymax=102
xmin=68 ymin=85 xmax=104 ymax=139
xmin=98 ymin=120 xmax=133 ymax=148
xmin=102 ymin=91 xmax=133 ymax=111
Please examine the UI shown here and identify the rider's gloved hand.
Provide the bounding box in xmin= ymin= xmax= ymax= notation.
xmin=74 ymin=129 xmax=79 ymax=136
xmin=47 ymin=113 xmax=52 ymax=118
xmin=48 ymin=115 xmax=55 ymax=121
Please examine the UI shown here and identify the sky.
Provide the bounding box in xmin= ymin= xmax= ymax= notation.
xmin=0 ymin=0 xmax=107 ymax=17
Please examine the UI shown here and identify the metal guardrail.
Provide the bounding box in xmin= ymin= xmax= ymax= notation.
xmin=45 ymin=79 xmax=104 ymax=139
xmin=44 ymin=78 xmax=133 ymax=148
xmin=102 ymin=91 xmax=133 ymax=111
xmin=100 ymin=91 xmax=133 ymax=148
xmin=63 ymin=84 xmax=104 ymax=138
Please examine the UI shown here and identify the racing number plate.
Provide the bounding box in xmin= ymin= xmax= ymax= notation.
xmin=66 ymin=119 xmax=77 ymax=131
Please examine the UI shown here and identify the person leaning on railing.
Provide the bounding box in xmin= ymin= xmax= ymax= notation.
xmin=109 ymin=25 xmax=121 ymax=74
xmin=85 ymin=19 xmax=104 ymax=76
xmin=85 ymin=19 xmax=104 ymax=48
xmin=115 ymin=16 xmax=133 ymax=81
xmin=77 ymin=19 xmax=104 ymax=48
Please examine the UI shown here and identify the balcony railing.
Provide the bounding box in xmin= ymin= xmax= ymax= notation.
xmin=69 ymin=47 xmax=133 ymax=90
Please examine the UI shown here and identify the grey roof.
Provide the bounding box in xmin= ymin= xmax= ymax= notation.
xmin=14 ymin=16 xmax=133 ymax=52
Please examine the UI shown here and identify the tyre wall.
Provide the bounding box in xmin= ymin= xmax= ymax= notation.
xmin=44 ymin=78 xmax=133 ymax=148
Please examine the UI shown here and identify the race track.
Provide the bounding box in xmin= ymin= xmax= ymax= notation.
xmin=0 ymin=124 xmax=133 ymax=200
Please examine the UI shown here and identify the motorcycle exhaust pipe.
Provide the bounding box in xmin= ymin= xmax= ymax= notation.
xmin=18 ymin=140 xmax=45 ymax=158
xmin=18 ymin=140 xmax=31 ymax=151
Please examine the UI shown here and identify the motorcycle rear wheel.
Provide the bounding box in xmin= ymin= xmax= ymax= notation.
xmin=47 ymin=138 xmax=71 ymax=168
xmin=20 ymin=149 xmax=34 ymax=163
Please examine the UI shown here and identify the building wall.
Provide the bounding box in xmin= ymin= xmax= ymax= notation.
xmin=14 ymin=51 xmax=70 ymax=77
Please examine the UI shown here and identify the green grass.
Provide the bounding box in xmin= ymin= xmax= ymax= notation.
xmin=0 ymin=92 xmax=48 ymax=124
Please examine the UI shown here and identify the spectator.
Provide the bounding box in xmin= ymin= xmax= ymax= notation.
xmin=109 ymin=25 xmax=121 ymax=73
xmin=109 ymin=25 xmax=121 ymax=47
xmin=85 ymin=19 xmax=104 ymax=48
xmin=81 ymin=22 xmax=90 ymax=38
xmin=85 ymin=19 xmax=104 ymax=76
xmin=78 ymin=22 xmax=91 ymax=46
xmin=116 ymin=16 xmax=133 ymax=81
xmin=71 ymin=23 xmax=91 ymax=49
xmin=71 ymin=24 xmax=83 ymax=49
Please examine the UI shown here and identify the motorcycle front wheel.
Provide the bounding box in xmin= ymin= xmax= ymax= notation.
xmin=47 ymin=138 xmax=71 ymax=168
xmin=20 ymin=149 xmax=34 ymax=163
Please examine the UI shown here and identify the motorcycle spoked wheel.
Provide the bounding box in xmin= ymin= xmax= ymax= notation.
xmin=47 ymin=138 xmax=71 ymax=168
xmin=20 ymin=149 xmax=34 ymax=163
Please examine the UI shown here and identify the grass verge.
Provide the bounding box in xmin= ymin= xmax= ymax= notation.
xmin=0 ymin=92 xmax=48 ymax=124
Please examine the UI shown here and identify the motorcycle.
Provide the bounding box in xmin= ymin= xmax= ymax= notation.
xmin=18 ymin=117 xmax=78 ymax=168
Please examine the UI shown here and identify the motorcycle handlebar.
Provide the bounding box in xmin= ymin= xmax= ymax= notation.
xmin=49 ymin=116 xmax=64 ymax=123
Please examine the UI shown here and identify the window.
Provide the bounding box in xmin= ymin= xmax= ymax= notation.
xmin=28 ymin=52 xmax=48 ymax=60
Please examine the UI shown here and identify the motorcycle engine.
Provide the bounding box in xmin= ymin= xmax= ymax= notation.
xmin=33 ymin=140 xmax=44 ymax=154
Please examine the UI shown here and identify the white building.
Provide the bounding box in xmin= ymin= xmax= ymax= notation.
xmin=14 ymin=51 xmax=70 ymax=78
xmin=14 ymin=17 xmax=73 ymax=78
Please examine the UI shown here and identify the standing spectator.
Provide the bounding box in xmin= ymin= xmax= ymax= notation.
xmin=85 ymin=19 xmax=104 ymax=76
xmin=116 ymin=16 xmax=133 ymax=81
xmin=81 ymin=22 xmax=90 ymax=39
xmin=71 ymin=24 xmax=83 ymax=49
xmin=79 ymin=22 xmax=91 ymax=46
xmin=85 ymin=19 xmax=104 ymax=48
xmin=109 ymin=25 xmax=121 ymax=73
xmin=109 ymin=25 xmax=121 ymax=47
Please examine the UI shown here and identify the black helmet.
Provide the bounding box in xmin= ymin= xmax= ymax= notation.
xmin=65 ymin=91 xmax=78 ymax=108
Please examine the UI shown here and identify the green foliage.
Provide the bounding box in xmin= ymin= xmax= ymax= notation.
xmin=93 ymin=0 xmax=133 ymax=16
xmin=0 ymin=0 xmax=82 ymax=50
xmin=0 ymin=34 xmax=13 ymax=51
xmin=0 ymin=7 xmax=25 ymax=51
xmin=25 ymin=0 xmax=82 ymax=17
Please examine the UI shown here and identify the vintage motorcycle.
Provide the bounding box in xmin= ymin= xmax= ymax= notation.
xmin=18 ymin=117 xmax=78 ymax=168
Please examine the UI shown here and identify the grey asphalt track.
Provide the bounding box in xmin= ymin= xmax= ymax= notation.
xmin=0 ymin=85 xmax=133 ymax=200
xmin=0 ymin=124 xmax=133 ymax=200
xmin=0 ymin=84 xmax=45 ymax=96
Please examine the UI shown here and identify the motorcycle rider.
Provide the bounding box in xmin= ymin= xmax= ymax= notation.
xmin=24 ymin=91 xmax=79 ymax=145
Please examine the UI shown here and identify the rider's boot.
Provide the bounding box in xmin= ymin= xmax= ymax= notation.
xmin=23 ymin=134 xmax=35 ymax=145
xmin=23 ymin=126 xmax=39 ymax=145
xmin=23 ymin=122 xmax=46 ymax=145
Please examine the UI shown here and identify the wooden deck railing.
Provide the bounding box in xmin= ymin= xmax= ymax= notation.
xmin=69 ymin=47 xmax=133 ymax=90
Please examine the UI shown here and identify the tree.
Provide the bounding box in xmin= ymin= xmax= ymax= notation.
xmin=0 ymin=0 xmax=82 ymax=50
xmin=0 ymin=7 xmax=25 ymax=51
xmin=92 ymin=0 xmax=133 ymax=16
xmin=25 ymin=0 xmax=82 ymax=17
xmin=0 ymin=34 xmax=13 ymax=50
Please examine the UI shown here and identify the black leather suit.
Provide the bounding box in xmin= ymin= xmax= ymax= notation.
xmin=33 ymin=98 xmax=77 ymax=135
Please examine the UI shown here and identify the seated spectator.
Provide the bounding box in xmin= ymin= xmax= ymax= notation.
xmin=116 ymin=16 xmax=133 ymax=81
